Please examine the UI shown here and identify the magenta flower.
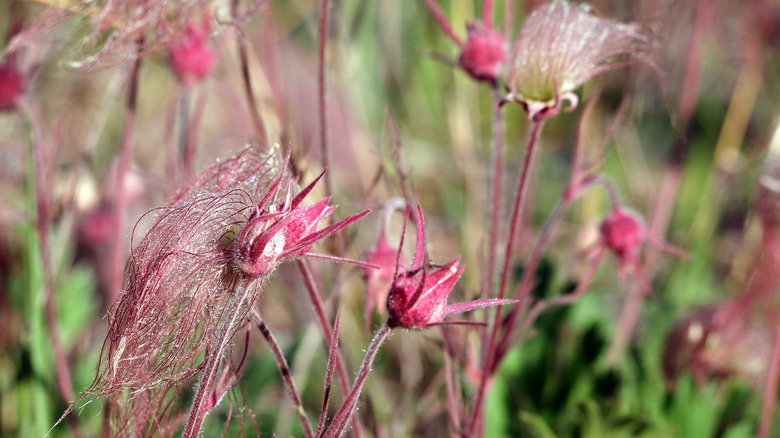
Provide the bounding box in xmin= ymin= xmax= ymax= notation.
xmin=386 ymin=205 xmax=515 ymax=330
xmin=0 ymin=64 xmax=24 ymax=111
xmin=168 ymin=12 xmax=216 ymax=86
xmin=508 ymin=0 xmax=652 ymax=120
xmin=80 ymin=146 xmax=366 ymax=434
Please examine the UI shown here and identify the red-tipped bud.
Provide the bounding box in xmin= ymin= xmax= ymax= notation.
xmin=0 ymin=64 xmax=25 ymax=111
xmin=168 ymin=14 xmax=216 ymax=86
xmin=387 ymin=257 xmax=465 ymax=330
xmin=459 ymin=21 xmax=507 ymax=83
xmin=600 ymin=207 xmax=646 ymax=268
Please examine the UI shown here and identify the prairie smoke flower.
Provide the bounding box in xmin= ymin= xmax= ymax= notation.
xmin=663 ymin=302 xmax=772 ymax=388
xmin=168 ymin=13 xmax=216 ymax=86
xmin=600 ymin=206 xmax=686 ymax=292
xmin=386 ymin=205 xmax=514 ymax=330
xmin=81 ymin=146 xmax=366 ymax=434
xmin=458 ymin=21 xmax=507 ymax=83
xmin=0 ymin=64 xmax=24 ymax=111
xmin=508 ymin=0 xmax=651 ymax=120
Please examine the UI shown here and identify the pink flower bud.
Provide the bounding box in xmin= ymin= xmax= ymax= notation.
xmin=385 ymin=205 xmax=514 ymax=330
xmin=387 ymin=257 xmax=464 ymax=330
xmin=0 ymin=64 xmax=24 ymax=111
xmin=459 ymin=21 xmax=507 ymax=83
xmin=600 ymin=207 xmax=646 ymax=268
xmin=168 ymin=14 xmax=216 ymax=86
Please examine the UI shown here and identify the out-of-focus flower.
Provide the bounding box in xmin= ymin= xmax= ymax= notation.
xmin=600 ymin=206 xmax=687 ymax=292
xmin=600 ymin=207 xmax=646 ymax=276
xmin=663 ymin=301 xmax=772 ymax=389
xmin=424 ymin=1 xmax=507 ymax=84
xmin=362 ymin=198 xmax=408 ymax=329
xmin=508 ymin=0 xmax=651 ymax=120
xmin=458 ymin=21 xmax=507 ymax=83
xmin=0 ymin=64 xmax=24 ymax=111
xmin=168 ymin=12 xmax=216 ymax=86
xmin=385 ymin=205 xmax=514 ymax=330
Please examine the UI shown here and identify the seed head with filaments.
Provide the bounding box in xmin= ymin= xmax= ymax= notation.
xmin=76 ymin=146 xmax=366 ymax=435
xmin=508 ymin=0 xmax=652 ymax=120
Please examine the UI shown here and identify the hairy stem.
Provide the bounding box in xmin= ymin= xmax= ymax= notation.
xmin=470 ymin=119 xmax=543 ymax=437
xmin=251 ymin=310 xmax=315 ymax=438
xmin=323 ymin=323 xmax=391 ymax=438
xmin=182 ymin=281 xmax=260 ymax=438
xmin=296 ymin=259 xmax=363 ymax=438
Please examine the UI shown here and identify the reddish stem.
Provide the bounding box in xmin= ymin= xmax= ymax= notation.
xmin=318 ymin=0 xmax=333 ymax=196
xmin=323 ymin=323 xmax=391 ymax=438
xmin=251 ymin=309 xmax=315 ymax=438
xmin=424 ymin=0 xmax=463 ymax=46
xmin=108 ymin=41 xmax=142 ymax=308
xmin=482 ymin=0 xmax=494 ymax=29
xmin=233 ymin=0 xmax=268 ymax=145
xmin=296 ymin=259 xmax=363 ymax=438
xmin=182 ymin=282 xmax=260 ymax=438
xmin=759 ymin=318 xmax=780 ymax=438
xmin=483 ymin=84 xmax=506 ymax=301
xmin=470 ymin=119 xmax=544 ymax=437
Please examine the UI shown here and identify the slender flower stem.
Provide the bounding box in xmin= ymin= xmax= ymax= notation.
xmin=21 ymin=106 xmax=82 ymax=438
xmin=760 ymin=318 xmax=780 ymax=438
xmin=177 ymin=86 xmax=192 ymax=179
xmin=251 ymin=309 xmax=315 ymax=438
xmin=296 ymin=259 xmax=363 ymax=438
xmin=470 ymin=119 xmax=544 ymax=437
xmin=424 ymin=0 xmax=463 ymax=46
xmin=482 ymin=0 xmax=494 ymax=29
xmin=182 ymin=281 xmax=260 ymax=438
xmin=483 ymin=84 xmax=505 ymax=301
xmin=108 ymin=42 xmax=142 ymax=308
xmin=318 ymin=0 xmax=332 ymax=196
xmin=233 ymin=0 xmax=267 ymax=145
xmin=323 ymin=323 xmax=391 ymax=438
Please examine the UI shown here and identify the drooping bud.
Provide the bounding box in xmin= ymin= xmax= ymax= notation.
xmin=600 ymin=207 xmax=646 ymax=273
xmin=0 ymin=64 xmax=25 ymax=111
xmin=385 ymin=205 xmax=514 ymax=330
xmin=459 ymin=21 xmax=507 ymax=83
xmin=168 ymin=13 xmax=216 ymax=86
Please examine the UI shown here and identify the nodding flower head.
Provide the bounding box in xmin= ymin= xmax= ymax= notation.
xmin=0 ymin=64 xmax=24 ymax=111
xmin=459 ymin=21 xmax=507 ymax=83
xmin=600 ymin=207 xmax=646 ymax=272
xmin=234 ymin=168 xmax=367 ymax=277
xmin=168 ymin=12 xmax=216 ymax=86
xmin=385 ymin=205 xmax=514 ymax=330
xmin=508 ymin=0 xmax=652 ymax=120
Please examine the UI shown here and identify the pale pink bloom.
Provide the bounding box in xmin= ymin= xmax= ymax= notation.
xmin=509 ymin=0 xmax=651 ymax=120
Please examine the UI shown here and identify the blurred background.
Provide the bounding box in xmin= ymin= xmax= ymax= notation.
xmin=1 ymin=0 xmax=780 ymax=436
